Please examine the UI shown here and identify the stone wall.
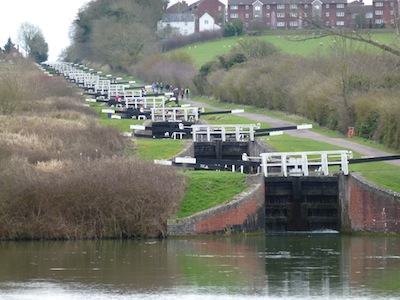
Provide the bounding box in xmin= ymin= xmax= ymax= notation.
xmin=167 ymin=175 xmax=265 ymax=236
xmin=341 ymin=173 xmax=400 ymax=233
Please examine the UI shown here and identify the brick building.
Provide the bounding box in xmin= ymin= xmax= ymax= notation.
xmin=227 ymin=0 xmax=399 ymax=30
xmin=372 ymin=0 xmax=399 ymax=28
xmin=160 ymin=0 xmax=226 ymax=36
xmin=187 ymin=0 xmax=226 ymax=32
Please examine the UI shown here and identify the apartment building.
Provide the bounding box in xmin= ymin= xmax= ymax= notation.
xmin=227 ymin=0 xmax=398 ymax=30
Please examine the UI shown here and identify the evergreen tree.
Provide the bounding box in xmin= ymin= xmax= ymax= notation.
xmin=4 ymin=37 xmax=14 ymax=53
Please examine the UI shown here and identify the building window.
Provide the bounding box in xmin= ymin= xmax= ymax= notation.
xmin=266 ymin=5 xmax=270 ymax=9
xmin=277 ymin=4 xmax=285 ymax=9
xmin=230 ymin=5 xmax=238 ymax=10
xmin=245 ymin=13 xmax=249 ymax=18
xmin=204 ymin=20 xmax=209 ymax=24
xmin=326 ymin=4 xmax=329 ymax=8
xmin=313 ymin=3 xmax=322 ymax=18
xmin=304 ymin=4 xmax=308 ymax=9
xmin=289 ymin=21 xmax=298 ymax=26
xmin=336 ymin=11 xmax=345 ymax=17
xmin=266 ymin=13 xmax=270 ymax=18
xmin=290 ymin=4 xmax=298 ymax=9
xmin=336 ymin=21 xmax=345 ymax=26
xmin=230 ymin=13 xmax=238 ymax=18
xmin=336 ymin=3 xmax=345 ymax=8
xmin=390 ymin=10 xmax=394 ymax=15
xmin=245 ymin=5 xmax=249 ymax=10
xmin=326 ymin=12 xmax=330 ymax=17
xmin=375 ymin=1 xmax=383 ymax=6
xmin=254 ymin=5 xmax=261 ymax=17
xmin=277 ymin=13 xmax=285 ymax=18
xmin=375 ymin=19 xmax=383 ymax=24
xmin=277 ymin=22 xmax=285 ymax=27
xmin=290 ymin=12 xmax=298 ymax=17
xmin=218 ymin=6 xmax=222 ymax=11
xmin=375 ymin=10 xmax=383 ymax=15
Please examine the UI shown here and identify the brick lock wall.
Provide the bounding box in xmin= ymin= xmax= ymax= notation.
xmin=194 ymin=196 xmax=260 ymax=233
xmin=348 ymin=174 xmax=400 ymax=232
xmin=167 ymin=176 xmax=265 ymax=236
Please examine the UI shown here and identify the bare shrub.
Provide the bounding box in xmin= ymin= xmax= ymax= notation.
xmin=161 ymin=30 xmax=223 ymax=52
xmin=0 ymin=117 xmax=128 ymax=163
xmin=0 ymin=65 xmax=27 ymax=114
xmin=130 ymin=54 xmax=196 ymax=90
xmin=235 ymin=37 xmax=280 ymax=60
xmin=25 ymin=73 xmax=77 ymax=99
xmin=18 ymin=96 xmax=98 ymax=119
xmin=380 ymin=99 xmax=400 ymax=149
xmin=211 ymin=56 xmax=298 ymax=111
xmin=0 ymin=62 xmax=79 ymax=116
xmin=0 ymin=157 xmax=187 ymax=240
xmin=350 ymin=91 xmax=400 ymax=149
xmin=167 ymin=49 xmax=194 ymax=65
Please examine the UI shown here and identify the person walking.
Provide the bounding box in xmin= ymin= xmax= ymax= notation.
xmin=184 ymin=87 xmax=190 ymax=100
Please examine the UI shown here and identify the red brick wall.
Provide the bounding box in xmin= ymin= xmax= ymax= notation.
xmin=167 ymin=178 xmax=265 ymax=236
xmin=348 ymin=174 xmax=400 ymax=232
xmin=194 ymin=197 xmax=259 ymax=233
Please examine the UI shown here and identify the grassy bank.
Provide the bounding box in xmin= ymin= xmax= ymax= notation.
xmin=182 ymin=32 xmax=400 ymax=67
xmin=176 ymin=171 xmax=247 ymax=219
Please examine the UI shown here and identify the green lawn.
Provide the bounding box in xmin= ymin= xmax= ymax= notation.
xmin=176 ymin=171 xmax=247 ymax=218
xmin=182 ymin=32 xmax=400 ymax=68
xmin=134 ymin=138 xmax=187 ymax=161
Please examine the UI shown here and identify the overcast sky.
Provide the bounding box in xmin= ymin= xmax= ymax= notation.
xmin=0 ymin=0 xmax=92 ymax=61
xmin=0 ymin=0 xmax=198 ymax=61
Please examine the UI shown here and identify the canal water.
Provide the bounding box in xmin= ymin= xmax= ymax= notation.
xmin=1 ymin=232 xmax=400 ymax=299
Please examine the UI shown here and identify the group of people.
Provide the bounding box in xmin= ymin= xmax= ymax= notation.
xmin=151 ymin=81 xmax=190 ymax=103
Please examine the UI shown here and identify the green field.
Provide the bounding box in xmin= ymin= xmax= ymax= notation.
xmin=180 ymin=31 xmax=400 ymax=67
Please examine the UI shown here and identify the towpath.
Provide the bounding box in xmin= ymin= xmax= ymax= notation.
xmin=185 ymin=98 xmax=400 ymax=167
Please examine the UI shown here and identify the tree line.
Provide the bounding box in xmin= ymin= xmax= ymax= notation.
xmin=1 ymin=23 xmax=48 ymax=63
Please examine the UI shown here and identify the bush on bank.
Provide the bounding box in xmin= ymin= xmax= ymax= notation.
xmin=197 ymin=38 xmax=400 ymax=150
xmin=0 ymin=158 xmax=186 ymax=240
xmin=0 ymin=62 xmax=187 ymax=240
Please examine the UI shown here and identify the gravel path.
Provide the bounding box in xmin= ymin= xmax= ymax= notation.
xmin=186 ymin=98 xmax=400 ymax=167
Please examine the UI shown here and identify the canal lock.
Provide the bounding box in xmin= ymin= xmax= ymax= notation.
xmin=265 ymin=176 xmax=340 ymax=232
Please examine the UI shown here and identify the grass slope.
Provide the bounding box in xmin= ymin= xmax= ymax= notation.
xmin=183 ymin=32 xmax=400 ymax=67
xmin=176 ymin=171 xmax=247 ymax=218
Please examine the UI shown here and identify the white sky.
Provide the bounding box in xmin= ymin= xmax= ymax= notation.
xmin=0 ymin=0 xmax=204 ymax=61
xmin=0 ymin=0 xmax=90 ymax=61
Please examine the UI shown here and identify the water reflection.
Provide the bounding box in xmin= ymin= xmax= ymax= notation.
xmin=1 ymin=234 xmax=400 ymax=299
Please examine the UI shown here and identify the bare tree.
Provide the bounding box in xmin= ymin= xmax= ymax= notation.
xmin=17 ymin=22 xmax=48 ymax=62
